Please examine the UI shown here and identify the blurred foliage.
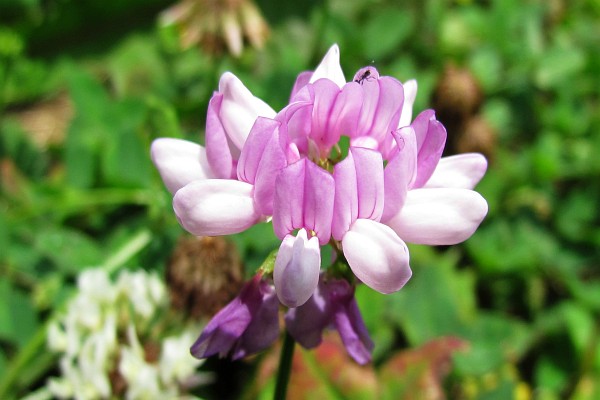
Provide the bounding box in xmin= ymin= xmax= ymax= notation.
xmin=1 ymin=0 xmax=600 ymax=399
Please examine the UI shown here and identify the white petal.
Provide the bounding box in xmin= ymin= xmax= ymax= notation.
xmin=218 ymin=72 xmax=276 ymax=150
xmin=309 ymin=44 xmax=346 ymax=88
xmin=150 ymin=138 xmax=214 ymax=194
xmin=173 ymin=179 xmax=261 ymax=236
xmin=387 ymin=188 xmax=488 ymax=245
xmin=342 ymin=219 xmax=412 ymax=294
xmin=399 ymin=79 xmax=417 ymax=128
xmin=424 ymin=153 xmax=488 ymax=189
xmin=274 ymin=229 xmax=321 ymax=308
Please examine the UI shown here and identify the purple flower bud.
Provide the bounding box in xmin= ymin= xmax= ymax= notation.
xmin=190 ymin=275 xmax=279 ymax=360
xmin=285 ymin=277 xmax=374 ymax=364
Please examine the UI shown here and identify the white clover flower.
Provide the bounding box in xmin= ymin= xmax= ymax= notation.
xmin=117 ymin=270 xmax=167 ymax=321
xmin=159 ymin=329 xmax=203 ymax=384
xmin=46 ymin=267 xmax=207 ymax=400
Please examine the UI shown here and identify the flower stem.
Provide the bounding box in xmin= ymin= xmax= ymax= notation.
xmin=273 ymin=331 xmax=295 ymax=400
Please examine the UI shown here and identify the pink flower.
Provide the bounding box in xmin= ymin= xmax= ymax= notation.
xmin=153 ymin=44 xmax=489 ymax=363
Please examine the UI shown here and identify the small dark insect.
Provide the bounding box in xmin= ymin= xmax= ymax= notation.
xmin=355 ymin=69 xmax=373 ymax=85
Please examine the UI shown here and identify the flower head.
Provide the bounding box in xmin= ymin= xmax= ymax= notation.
xmin=47 ymin=268 xmax=206 ymax=399
xmin=152 ymin=44 xmax=488 ymax=363
xmin=161 ymin=0 xmax=270 ymax=57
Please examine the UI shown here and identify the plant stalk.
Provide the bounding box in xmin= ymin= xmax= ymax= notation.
xmin=273 ymin=331 xmax=295 ymax=400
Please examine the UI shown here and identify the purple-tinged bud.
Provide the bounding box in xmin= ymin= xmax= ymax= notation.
xmin=190 ymin=274 xmax=279 ymax=360
xmin=285 ymin=277 xmax=374 ymax=364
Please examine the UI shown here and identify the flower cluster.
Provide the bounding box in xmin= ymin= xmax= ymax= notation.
xmin=46 ymin=268 xmax=208 ymax=400
xmin=152 ymin=45 xmax=488 ymax=363
xmin=161 ymin=0 xmax=269 ymax=57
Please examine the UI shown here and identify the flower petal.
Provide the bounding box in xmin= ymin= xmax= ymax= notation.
xmin=382 ymin=127 xmax=417 ymax=221
xmin=411 ymin=110 xmax=447 ymax=188
xmin=173 ymin=179 xmax=261 ymax=236
xmin=253 ymin=132 xmax=288 ymax=216
xmin=332 ymin=150 xmax=358 ymax=241
xmin=274 ymin=229 xmax=321 ymax=308
xmin=342 ymin=219 xmax=412 ymax=294
xmin=150 ymin=138 xmax=214 ymax=194
xmin=386 ymin=188 xmax=488 ymax=245
xmin=205 ymin=93 xmax=235 ymax=179
xmin=232 ymin=282 xmax=280 ymax=360
xmin=290 ymin=71 xmax=313 ymax=101
xmin=398 ymin=79 xmax=417 ymax=128
xmin=218 ymin=72 xmax=276 ymax=151
xmin=355 ymin=74 xmax=404 ymax=152
xmin=423 ymin=153 xmax=488 ymax=189
xmin=351 ymin=147 xmax=384 ymax=221
xmin=190 ymin=296 xmax=250 ymax=358
xmin=273 ymin=159 xmax=334 ymax=244
xmin=237 ymin=117 xmax=281 ymax=184
xmin=328 ymin=82 xmax=363 ymax=144
xmin=333 ymin=297 xmax=374 ymax=365
xmin=190 ymin=277 xmax=259 ymax=358
xmin=310 ymin=79 xmax=343 ymax=153
xmin=284 ymin=279 xmax=330 ymax=348
xmin=333 ymin=148 xmax=384 ymax=239
xmin=309 ymin=44 xmax=346 ymax=88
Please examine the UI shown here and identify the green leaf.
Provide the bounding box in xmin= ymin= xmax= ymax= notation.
xmin=100 ymin=98 xmax=152 ymax=188
xmin=0 ymin=278 xmax=39 ymax=348
xmin=454 ymin=313 xmax=531 ymax=375
xmin=466 ymin=219 xmax=560 ymax=275
xmin=64 ymin=68 xmax=109 ymax=188
xmin=361 ymin=8 xmax=415 ymax=60
xmin=535 ymin=45 xmax=586 ymax=89
xmin=31 ymin=225 xmax=103 ymax=273
xmin=390 ymin=248 xmax=476 ymax=345
xmin=355 ymin=285 xmax=395 ymax=361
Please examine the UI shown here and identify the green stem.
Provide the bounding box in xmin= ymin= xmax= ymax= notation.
xmin=273 ymin=331 xmax=295 ymax=400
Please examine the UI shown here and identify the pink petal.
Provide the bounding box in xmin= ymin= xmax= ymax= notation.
xmin=342 ymin=219 xmax=412 ymax=294
xmin=386 ymin=188 xmax=488 ymax=245
xmin=290 ymin=71 xmax=313 ymax=101
xmin=411 ymin=109 xmax=435 ymax=150
xmin=398 ymin=79 xmax=417 ymax=128
xmin=382 ymin=127 xmax=417 ymax=221
xmin=273 ymin=159 xmax=334 ymax=245
xmin=411 ymin=110 xmax=447 ymax=188
xmin=333 ymin=297 xmax=374 ymax=365
xmin=423 ymin=153 xmax=488 ymax=189
xmin=205 ymin=93 xmax=235 ymax=178
xmin=277 ymin=101 xmax=313 ymax=157
xmin=274 ymin=229 xmax=321 ymax=308
xmin=355 ymin=75 xmax=404 ymax=147
xmin=310 ymin=79 xmax=342 ymax=153
xmin=236 ymin=117 xmax=288 ymax=215
xmin=173 ymin=179 xmax=261 ymax=236
xmin=350 ymin=136 xmax=379 ymax=150
xmin=237 ymin=117 xmax=281 ymax=184
xmin=150 ymin=138 xmax=214 ymax=194
xmin=368 ymin=76 xmax=404 ymax=145
xmin=332 ymin=148 xmax=384 ymax=240
xmin=332 ymin=151 xmax=358 ymax=241
xmin=352 ymin=148 xmax=384 ymax=221
xmin=253 ymin=133 xmax=288 ymax=216
xmin=309 ymin=44 xmax=346 ymax=88
xmin=327 ymin=82 xmax=363 ymax=142
xmin=218 ymin=72 xmax=276 ymax=151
